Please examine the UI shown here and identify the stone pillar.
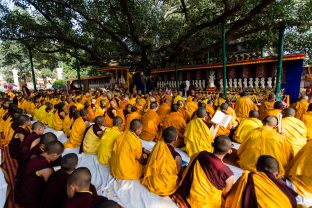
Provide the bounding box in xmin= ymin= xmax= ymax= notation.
xmin=12 ymin=69 xmax=19 ymax=89
xmin=56 ymin=67 xmax=63 ymax=80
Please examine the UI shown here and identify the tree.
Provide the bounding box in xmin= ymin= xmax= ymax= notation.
xmin=0 ymin=0 xmax=311 ymax=71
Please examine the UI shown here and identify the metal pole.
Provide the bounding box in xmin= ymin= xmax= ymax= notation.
xmin=221 ymin=20 xmax=227 ymax=98
xmin=28 ymin=48 xmax=37 ymax=91
xmin=75 ymin=48 xmax=82 ymax=91
xmin=276 ymin=26 xmax=285 ymax=101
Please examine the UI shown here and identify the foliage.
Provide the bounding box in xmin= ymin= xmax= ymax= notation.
xmin=0 ymin=0 xmax=311 ymax=71
xmin=52 ymin=79 xmax=66 ymax=89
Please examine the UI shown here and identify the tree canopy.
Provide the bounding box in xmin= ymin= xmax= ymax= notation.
xmin=0 ymin=0 xmax=311 ymax=71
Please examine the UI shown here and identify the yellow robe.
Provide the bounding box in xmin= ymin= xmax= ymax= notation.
xmin=235 ymin=96 xmax=258 ymax=119
xmin=140 ymin=110 xmax=160 ymax=141
xmin=173 ymin=95 xmax=183 ymax=104
xmin=125 ymin=112 xmax=142 ymax=131
xmin=185 ymin=101 xmax=198 ymax=119
xmin=95 ymin=106 xmax=106 ymax=117
xmin=97 ymin=126 xmax=122 ymax=166
xmin=184 ymin=118 xmax=213 ymax=157
xmin=258 ymin=100 xmax=275 ymax=120
xmin=214 ymin=97 xmax=226 ymax=109
xmin=63 ymin=114 xmax=74 ymax=137
xmin=41 ymin=110 xmax=54 ymax=125
xmin=234 ymin=118 xmax=263 ymax=143
xmin=141 ymin=141 xmax=179 ymax=196
xmin=301 ymin=111 xmax=312 ymax=141
xmin=158 ymin=103 xmax=171 ymax=121
xmin=52 ymin=110 xmax=64 ymax=131
xmin=282 ymin=117 xmax=307 ymax=155
xmin=110 ymin=130 xmax=143 ymax=180
xmin=226 ymin=106 xmax=239 ymax=127
xmin=205 ymin=104 xmax=215 ymax=119
xmin=64 ymin=117 xmax=87 ymax=148
xmin=162 ymin=112 xmax=186 ymax=147
xmin=237 ymin=126 xmax=293 ymax=176
xmin=267 ymin=109 xmax=282 ymax=118
xmin=83 ymin=125 xmax=101 ymax=154
xmin=286 ymin=141 xmax=312 ymax=198
xmin=225 ymin=171 xmax=294 ymax=208
xmin=75 ymin=103 xmax=84 ymax=110
xmin=292 ymin=99 xmax=309 ymax=119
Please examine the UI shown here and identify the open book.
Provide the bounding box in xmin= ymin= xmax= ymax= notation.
xmin=210 ymin=110 xmax=232 ymax=138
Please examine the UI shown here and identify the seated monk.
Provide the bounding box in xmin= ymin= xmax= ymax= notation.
xmin=104 ymin=100 xmax=117 ymax=127
xmin=185 ymin=97 xmax=198 ymax=120
xmin=29 ymin=132 xmax=58 ymax=159
xmin=110 ymin=119 xmax=145 ymax=180
xmin=124 ymin=106 xmax=142 ymax=131
xmin=237 ymin=116 xmax=293 ymax=176
xmin=81 ymin=116 xmax=105 ymax=154
xmin=95 ymin=100 xmax=107 ymax=117
xmin=205 ymin=100 xmax=215 ymax=121
xmin=173 ymin=91 xmax=184 ymax=104
xmin=123 ymin=104 xmax=132 ymax=118
xmin=162 ymin=104 xmax=186 ymax=147
xmin=177 ymin=100 xmax=189 ymax=123
xmin=282 ymin=108 xmax=308 ymax=155
xmin=268 ymin=101 xmax=284 ymax=117
xmin=33 ymin=99 xmax=46 ymax=121
xmin=176 ymin=136 xmax=234 ymax=208
xmin=63 ymin=106 xmax=77 ymax=137
xmin=301 ymin=103 xmax=312 ymax=141
xmin=291 ymin=95 xmax=309 ymax=119
xmin=8 ymin=114 xmax=32 ymax=160
xmin=214 ymin=93 xmax=226 ymax=109
xmin=233 ymin=110 xmax=262 ymax=143
xmin=15 ymin=141 xmax=64 ymax=208
xmin=216 ymin=103 xmax=232 ymax=137
xmin=52 ymin=102 xmax=66 ymax=131
xmin=158 ymin=98 xmax=171 ymax=121
xmin=140 ymin=102 xmax=161 ymax=141
xmin=41 ymin=153 xmax=78 ymax=208
xmin=141 ymin=127 xmax=182 ymax=196
xmin=65 ymin=167 xmax=107 ymax=208
xmin=41 ymin=102 xmax=54 ymax=125
xmin=184 ymin=108 xmax=214 ymax=157
xmin=258 ymin=93 xmax=276 ymax=120
xmin=225 ymin=155 xmax=298 ymax=208
xmin=64 ymin=109 xmax=89 ymax=149
xmin=98 ymin=117 xmax=123 ymax=166
xmin=286 ymin=140 xmax=312 ymax=202
xmin=235 ymin=92 xmax=258 ymax=120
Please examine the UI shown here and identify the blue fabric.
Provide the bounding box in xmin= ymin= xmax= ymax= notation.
xmin=282 ymin=60 xmax=303 ymax=103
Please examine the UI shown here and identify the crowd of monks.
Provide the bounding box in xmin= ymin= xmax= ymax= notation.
xmin=0 ymin=88 xmax=312 ymax=208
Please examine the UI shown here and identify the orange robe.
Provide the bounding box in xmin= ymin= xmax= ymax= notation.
xmin=140 ymin=110 xmax=160 ymax=141
xmin=185 ymin=101 xmax=198 ymax=119
xmin=258 ymin=100 xmax=275 ymax=120
xmin=292 ymin=99 xmax=309 ymax=119
xmin=64 ymin=117 xmax=87 ymax=148
xmin=162 ymin=112 xmax=186 ymax=147
xmin=267 ymin=109 xmax=282 ymax=118
xmin=301 ymin=111 xmax=312 ymax=140
xmin=234 ymin=118 xmax=262 ymax=143
xmin=235 ymin=96 xmax=258 ymax=120
xmin=125 ymin=112 xmax=142 ymax=131
xmin=158 ymin=103 xmax=171 ymax=121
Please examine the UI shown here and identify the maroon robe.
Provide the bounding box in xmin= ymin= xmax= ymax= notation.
xmin=15 ymin=155 xmax=52 ymax=208
xmin=19 ymin=132 xmax=40 ymax=163
xmin=8 ymin=126 xmax=31 ymax=159
xmin=29 ymin=144 xmax=62 ymax=167
xmin=64 ymin=184 xmax=107 ymax=208
xmin=40 ymin=169 xmax=70 ymax=208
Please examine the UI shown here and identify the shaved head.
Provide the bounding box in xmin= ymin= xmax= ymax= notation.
xmin=268 ymin=93 xmax=276 ymax=101
xmin=113 ymin=116 xmax=123 ymax=126
xmin=45 ymin=140 xmax=64 ymax=155
xmin=213 ymin=135 xmax=232 ymax=154
xmin=249 ymin=110 xmax=259 ymax=118
xmin=61 ymin=153 xmax=78 ymax=172
xmin=274 ymin=101 xmax=284 ymax=110
xmin=256 ymin=155 xmax=279 ymax=174
xmin=40 ymin=132 xmax=57 ymax=145
xmin=171 ymin=104 xmax=179 ymax=112
xmin=150 ymin=102 xmax=158 ymax=110
xmin=67 ymin=167 xmax=91 ymax=189
xmin=263 ymin=116 xmax=278 ymax=127
xmin=163 ymin=127 xmax=177 ymax=144
xmin=130 ymin=119 xmax=142 ymax=132
xmin=94 ymin=116 xmax=104 ymax=126
xmin=196 ymin=107 xmax=207 ymax=118
xmin=220 ymin=103 xmax=229 ymax=111
xmin=32 ymin=121 xmax=45 ymax=131
xmin=282 ymin=108 xmax=296 ymax=117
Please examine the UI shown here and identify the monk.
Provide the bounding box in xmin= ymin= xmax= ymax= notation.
xmin=184 ymin=107 xmax=214 ymax=157
xmin=64 ymin=109 xmax=89 ymax=149
xmin=29 ymin=132 xmax=58 ymax=159
xmin=65 ymin=167 xmax=107 ymax=208
xmin=177 ymin=100 xmax=189 ymax=122
xmin=162 ymin=104 xmax=186 ymax=147
xmin=8 ymin=114 xmax=31 ymax=159
xmin=233 ymin=110 xmax=262 ymax=143
xmin=268 ymin=101 xmax=284 ymax=117
xmin=214 ymin=93 xmax=226 ymax=109
xmin=237 ymin=116 xmax=293 ymax=176
xmin=124 ymin=106 xmax=142 ymax=131
xmin=41 ymin=153 xmax=78 ymax=208
xmin=173 ymin=91 xmax=184 ymax=104
xmin=158 ymin=98 xmax=171 ymax=121
xmin=140 ymin=102 xmax=161 ymax=141
xmin=286 ymin=140 xmax=312 ymax=200
xmin=15 ymin=141 xmax=64 ymax=208
xmin=41 ymin=102 xmax=53 ymax=125
xmin=301 ymin=103 xmax=312 ymax=140
xmin=225 ymin=155 xmax=298 ymax=208
xmin=52 ymin=102 xmax=66 ymax=131
xmin=63 ymin=105 xmax=77 ymax=137
xmin=282 ymin=108 xmax=308 ymax=155
xmin=141 ymin=127 xmax=182 ymax=196
xmin=258 ymin=93 xmax=276 ymax=120
xmin=98 ymin=117 xmax=123 ymax=166
xmin=216 ymin=103 xmax=232 ymax=137
xmin=176 ymin=136 xmax=234 ymax=207
xmin=95 ymin=100 xmax=106 ymax=117
xmin=104 ymin=100 xmax=117 ymax=127
xmin=291 ymin=95 xmax=310 ymax=119
xmin=110 ymin=119 xmax=145 ymax=180
xmin=185 ymin=97 xmax=198 ymax=119
xmin=81 ymin=116 xmax=105 ymax=154
xmin=205 ymin=100 xmax=215 ymax=120
xmin=235 ymin=92 xmax=258 ymax=120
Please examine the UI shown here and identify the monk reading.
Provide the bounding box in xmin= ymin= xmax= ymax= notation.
xmin=301 ymin=103 xmax=312 ymax=141
xmin=235 ymin=92 xmax=258 ymax=120
xmin=237 ymin=116 xmax=293 ymax=176
xmin=64 ymin=109 xmax=89 ymax=149
xmin=124 ymin=106 xmax=142 ymax=131
xmin=162 ymin=104 xmax=186 ymax=147
xmin=225 ymin=155 xmax=298 ymax=208
xmin=141 ymin=127 xmax=182 ymax=196
xmin=184 ymin=107 xmax=214 ymax=156
xmin=41 ymin=153 xmax=78 ymax=208
xmin=268 ymin=101 xmax=284 ymax=117
xmin=258 ymin=93 xmax=276 ymax=120
xmin=15 ymin=140 xmax=64 ymax=208
xmin=81 ymin=116 xmax=105 ymax=154
xmin=65 ymin=167 xmax=107 ymax=208
xmin=110 ymin=119 xmax=145 ymax=180
xmin=233 ymin=110 xmax=262 ymax=143
xmin=291 ymin=95 xmax=309 ymax=119
xmin=282 ymin=108 xmax=308 ymax=155
xmin=140 ymin=102 xmax=161 ymax=141
xmin=176 ymin=136 xmax=234 ymax=207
